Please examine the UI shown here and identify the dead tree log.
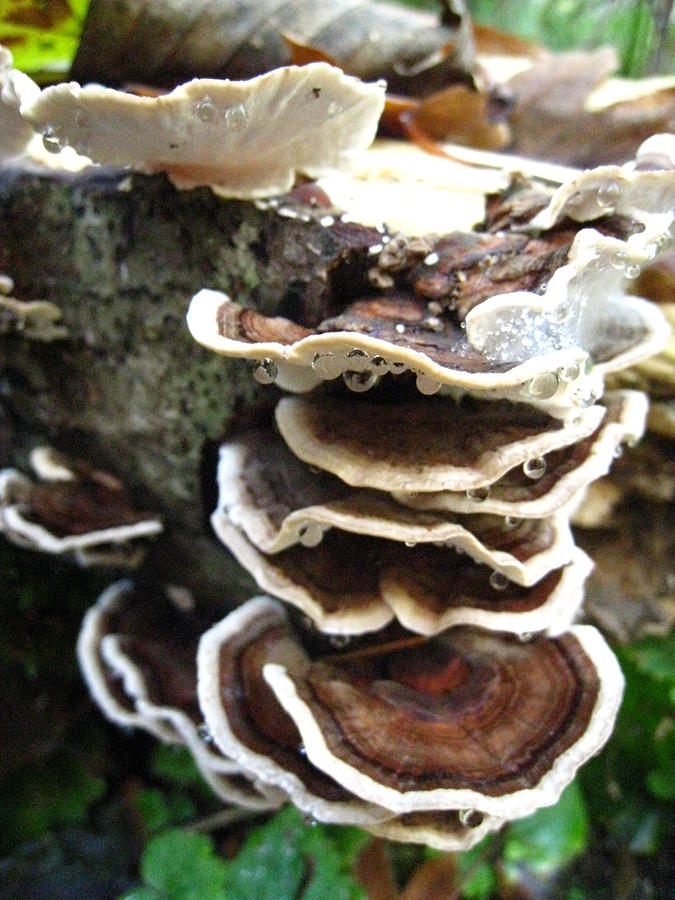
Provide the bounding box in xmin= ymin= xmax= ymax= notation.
xmin=0 ymin=164 xmax=379 ymax=606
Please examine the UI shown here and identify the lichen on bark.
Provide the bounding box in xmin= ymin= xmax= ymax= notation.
xmin=0 ymin=165 xmax=370 ymax=605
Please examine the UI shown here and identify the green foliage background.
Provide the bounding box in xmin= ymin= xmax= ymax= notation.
xmin=466 ymin=0 xmax=674 ymax=76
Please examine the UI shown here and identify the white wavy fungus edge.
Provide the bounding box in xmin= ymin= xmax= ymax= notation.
xmin=393 ymin=389 xmax=648 ymax=518
xmin=465 ymin=139 xmax=675 ymax=367
xmin=77 ymin=580 xmax=283 ymax=810
xmin=14 ymin=62 xmax=385 ymax=198
xmin=211 ymin=513 xmax=591 ymax=638
xmin=197 ymin=596 xmax=397 ymax=827
xmin=212 ymin=439 xmax=576 ymax=586
xmin=186 ymin=288 xmax=603 ymax=416
xmin=0 ymin=46 xmax=39 ymax=161
xmin=187 ymin=137 xmax=673 ymax=414
xmin=273 ymin=394 xmax=605 ymax=494
xmin=197 ymin=595 xmax=503 ymax=847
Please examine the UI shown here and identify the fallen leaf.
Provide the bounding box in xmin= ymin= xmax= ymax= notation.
xmin=507 ymin=48 xmax=675 ymax=166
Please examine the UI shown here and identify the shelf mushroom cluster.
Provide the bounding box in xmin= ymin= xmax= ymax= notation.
xmin=4 ymin=46 xmax=671 ymax=848
xmin=0 ymin=447 xmax=162 ymax=567
xmin=77 ymin=140 xmax=674 ymax=850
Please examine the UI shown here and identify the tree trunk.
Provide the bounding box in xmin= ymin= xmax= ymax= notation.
xmin=0 ymin=164 xmax=376 ymax=607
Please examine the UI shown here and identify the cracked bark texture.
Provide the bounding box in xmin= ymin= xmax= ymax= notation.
xmin=0 ymin=164 xmax=376 ymax=606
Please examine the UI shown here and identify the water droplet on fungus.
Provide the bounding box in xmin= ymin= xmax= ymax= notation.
xmin=523 ymin=457 xmax=547 ymax=480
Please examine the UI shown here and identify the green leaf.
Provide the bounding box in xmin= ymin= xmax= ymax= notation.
xmin=581 ymin=639 xmax=674 ymax=854
xmin=135 ymin=788 xmax=196 ymax=834
xmin=126 ymin=808 xmax=367 ymax=900
xmin=220 ymin=807 xmax=305 ymax=900
xmin=646 ymin=768 xmax=675 ymax=802
xmin=298 ymin=825 xmax=367 ymax=900
xmin=0 ymin=0 xmax=89 ymax=80
xmin=221 ymin=807 xmax=366 ymax=900
xmin=465 ymin=0 xmax=673 ymax=76
xmin=322 ymin=823 xmax=370 ymax=867
xmin=455 ymin=835 xmax=498 ymax=900
xmin=150 ymin=745 xmax=206 ymax=790
xmin=138 ymin=830 xmax=227 ymax=900
xmin=503 ymin=782 xmax=588 ymax=876
xmin=623 ymin=634 xmax=675 ymax=684
xmin=462 ymin=863 xmax=498 ymax=900
xmin=566 ymin=888 xmax=591 ymax=900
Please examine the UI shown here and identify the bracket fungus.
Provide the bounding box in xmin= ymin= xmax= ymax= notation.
xmin=187 ymin=286 xmax=602 ymax=412
xmin=274 ymin=393 xmax=606 ymax=493
xmin=213 ymin=517 xmax=590 ymax=637
xmin=195 ymin=595 xmax=621 ymax=829
xmin=0 ymin=447 xmax=162 ymax=567
xmin=466 ymin=143 xmax=675 ymax=369
xmin=195 ymin=594 xmax=504 ymax=848
xmin=261 ymin=610 xmax=623 ymax=821
xmin=211 ymin=426 xmax=575 ymax=585
xmin=393 ymin=390 xmax=648 ymax=517
xmin=78 ymin=580 xmax=284 ymax=809
xmin=186 ymin=138 xmax=673 ymax=415
xmin=0 ymin=47 xmax=39 ymax=162
xmin=0 ymin=273 xmax=68 ymax=341
xmin=15 ymin=62 xmax=385 ymax=197
xmin=48 ymin=52 xmax=671 ymax=850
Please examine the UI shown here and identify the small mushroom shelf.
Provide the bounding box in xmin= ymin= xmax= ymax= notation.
xmin=81 ymin=143 xmax=674 ymax=849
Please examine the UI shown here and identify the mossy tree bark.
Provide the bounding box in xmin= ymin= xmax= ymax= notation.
xmin=0 ymin=164 xmax=376 ymax=607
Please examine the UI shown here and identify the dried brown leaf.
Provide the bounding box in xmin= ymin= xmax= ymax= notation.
xmin=508 ymin=49 xmax=675 ymax=166
xmin=72 ymin=0 xmax=475 ymax=96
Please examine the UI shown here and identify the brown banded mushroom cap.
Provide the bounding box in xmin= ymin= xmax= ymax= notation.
xmin=196 ymin=595 xmax=505 ymax=844
xmin=212 ymin=520 xmax=395 ymax=635
xmin=17 ymin=63 xmax=385 ymax=197
xmin=213 ymin=431 xmax=576 ymax=585
xmin=78 ymin=580 xmax=283 ymax=810
xmin=394 ymin=390 xmax=648 ymax=517
xmin=274 ymin=394 xmax=605 ymax=494
xmin=212 ymin=517 xmax=591 ymax=637
xmin=261 ymin=619 xmax=624 ymax=819
xmin=187 ymin=288 xmax=598 ymax=413
xmin=197 ymin=596 xmax=395 ymax=826
xmin=379 ymin=545 xmax=592 ymax=637
xmin=0 ymin=448 xmax=162 ymax=565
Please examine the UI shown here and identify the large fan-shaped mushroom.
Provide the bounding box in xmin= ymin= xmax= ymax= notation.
xmin=200 ymin=596 xmax=622 ymax=822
